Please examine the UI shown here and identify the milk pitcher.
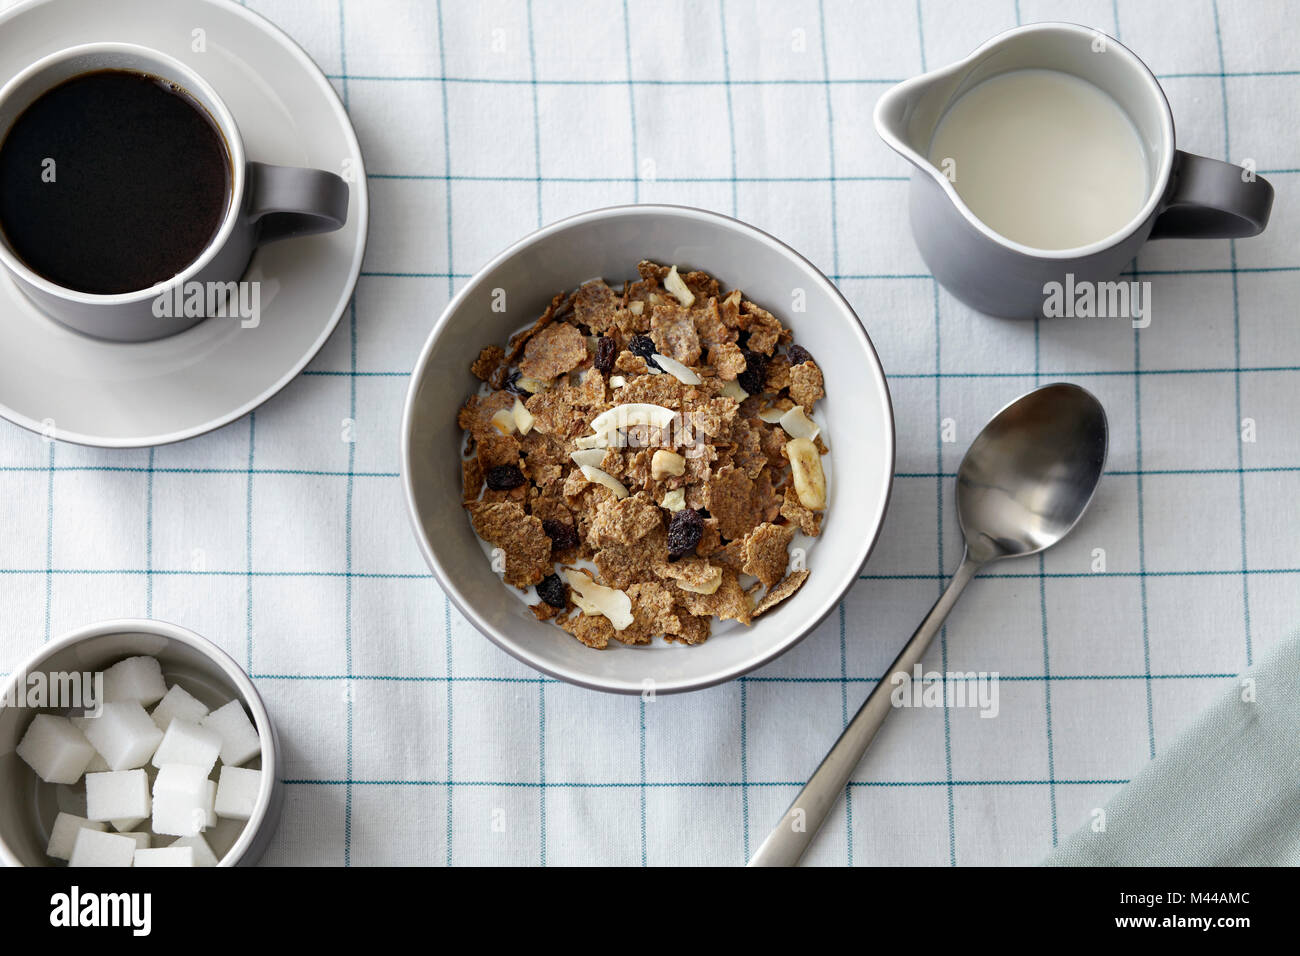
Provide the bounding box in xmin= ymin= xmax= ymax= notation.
xmin=874 ymin=22 xmax=1273 ymax=319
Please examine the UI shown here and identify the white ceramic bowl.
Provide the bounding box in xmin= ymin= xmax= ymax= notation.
xmin=402 ymin=205 xmax=894 ymax=694
xmin=0 ymin=619 xmax=282 ymax=866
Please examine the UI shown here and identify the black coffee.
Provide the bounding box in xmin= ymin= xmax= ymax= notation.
xmin=0 ymin=69 xmax=230 ymax=295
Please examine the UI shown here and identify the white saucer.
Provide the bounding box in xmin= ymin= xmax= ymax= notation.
xmin=0 ymin=0 xmax=368 ymax=447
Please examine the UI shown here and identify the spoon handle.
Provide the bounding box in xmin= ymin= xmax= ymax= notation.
xmin=747 ymin=552 xmax=982 ymax=867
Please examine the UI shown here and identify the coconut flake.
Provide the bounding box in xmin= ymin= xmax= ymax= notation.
xmin=609 ymin=375 xmax=626 ymax=388
xmin=779 ymin=405 xmax=820 ymax=441
xmin=665 ymin=265 xmax=695 ymax=308
xmin=512 ymin=398 xmax=534 ymax=436
xmin=579 ymin=465 xmax=629 ymax=499
xmin=757 ymin=406 xmax=786 ymax=424
xmin=563 ymin=570 xmax=634 ymax=630
xmin=588 ymin=403 xmax=677 ymax=436
xmin=570 ymin=449 xmax=606 ymax=469
xmin=652 ymin=353 xmax=702 ymax=385
xmin=490 ymin=409 xmax=517 ymax=435
xmin=720 ymin=380 xmax=749 ymax=402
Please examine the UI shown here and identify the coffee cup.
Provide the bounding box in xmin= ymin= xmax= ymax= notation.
xmin=0 ymin=42 xmax=349 ymax=342
xmin=874 ymin=22 xmax=1274 ymax=320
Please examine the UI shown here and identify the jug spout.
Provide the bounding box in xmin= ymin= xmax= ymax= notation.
xmin=875 ymin=22 xmax=1148 ymax=178
xmin=872 ymin=77 xmax=927 ymax=166
xmin=873 ymin=54 xmax=978 ymax=175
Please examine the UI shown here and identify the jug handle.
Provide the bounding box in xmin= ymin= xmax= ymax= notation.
xmin=1149 ymin=151 xmax=1273 ymax=240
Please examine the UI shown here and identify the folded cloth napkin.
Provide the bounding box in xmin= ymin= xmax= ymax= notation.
xmin=1045 ymin=634 xmax=1300 ymax=866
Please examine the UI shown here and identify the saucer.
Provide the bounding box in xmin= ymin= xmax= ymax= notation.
xmin=0 ymin=0 xmax=368 ymax=447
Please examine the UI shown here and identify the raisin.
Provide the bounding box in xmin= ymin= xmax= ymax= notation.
xmin=628 ymin=334 xmax=661 ymax=370
xmin=536 ymin=573 xmax=567 ymax=609
xmin=787 ymin=344 xmax=814 ymax=366
xmin=735 ymin=329 xmax=751 ymax=349
xmin=542 ymin=518 xmax=579 ymax=552
xmin=504 ymin=371 xmax=532 ymax=397
xmin=594 ymin=335 xmax=617 ymax=375
xmin=485 ymin=464 xmax=526 ymax=490
xmin=737 ymin=349 xmax=767 ymax=395
xmin=667 ymin=508 xmax=704 ymax=561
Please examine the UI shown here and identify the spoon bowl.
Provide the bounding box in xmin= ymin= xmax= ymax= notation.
xmin=957 ymin=383 xmax=1108 ymax=564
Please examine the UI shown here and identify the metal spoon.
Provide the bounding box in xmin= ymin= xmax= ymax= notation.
xmin=748 ymin=382 xmax=1108 ymax=867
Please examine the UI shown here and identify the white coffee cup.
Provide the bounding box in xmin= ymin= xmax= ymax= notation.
xmin=0 ymin=42 xmax=349 ymax=342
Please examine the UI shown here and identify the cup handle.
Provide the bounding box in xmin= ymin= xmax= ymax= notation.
xmin=245 ymin=161 xmax=350 ymax=244
xmin=1149 ymin=150 xmax=1273 ymax=240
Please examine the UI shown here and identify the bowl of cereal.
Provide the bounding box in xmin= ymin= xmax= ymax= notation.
xmin=401 ymin=205 xmax=893 ymax=694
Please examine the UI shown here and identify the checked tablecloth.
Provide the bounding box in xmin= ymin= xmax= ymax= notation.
xmin=1 ymin=0 xmax=1297 ymax=866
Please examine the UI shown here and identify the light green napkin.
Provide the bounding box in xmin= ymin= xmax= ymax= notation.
xmin=1046 ymin=633 xmax=1300 ymax=866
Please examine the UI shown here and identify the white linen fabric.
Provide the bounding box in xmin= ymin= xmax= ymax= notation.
xmin=1 ymin=0 xmax=1296 ymax=866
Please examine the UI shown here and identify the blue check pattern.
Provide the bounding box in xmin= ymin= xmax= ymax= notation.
xmin=0 ymin=0 xmax=1296 ymax=866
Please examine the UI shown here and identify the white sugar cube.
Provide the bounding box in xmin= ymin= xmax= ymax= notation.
xmin=118 ymin=831 xmax=151 ymax=850
xmin=134 ymin=846 xmax=194 ymax=867
xmin=150 ymin=684 xmax=209 ymax=730
xmin=201 ymin=700 xmax=260 ymax=766
xmin=85 ymin=769 xmax=150 ymax=822
xmin=170 ymin=834 xmax=219 ymax=867
xmin=155 ymin=780 xmax=214 ymax=830
xmin=151 ymin=718 xmax=221 ymax=774
xmin=16 ymin=714 xmax=96 ymax=784
xmin=111 ymin=817 xmax=145 ymax=832
xmin=70 ymin=716 xmax=113 ymax=772
xmin=46 ymin=813 xmax=106 ymax=861
xmin=103 ymin=655 xmax=168 ymax=706
xmin=214 ymin=766 xmax=260 ymax=821
xmin=151 ymin=765 xmax=210 ymax=837
xmin=81 ymin=701 xmax=163 ymax=771
xmin=69 ymin=828 xmax=136 ymax=867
